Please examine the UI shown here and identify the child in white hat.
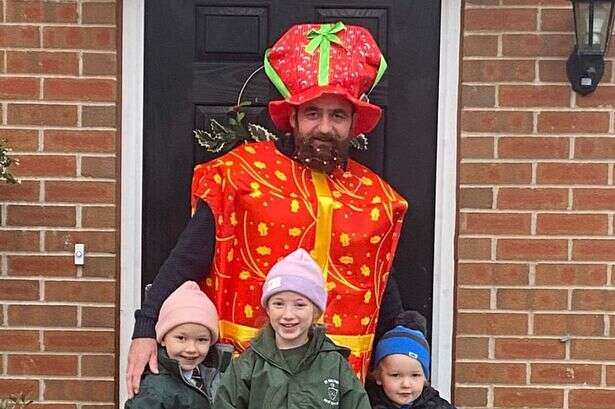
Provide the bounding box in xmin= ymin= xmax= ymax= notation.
xmin=214 ymin=248 xmax=371 ymax=409
xmin=125 ymin=281 xmax=230 ymax=409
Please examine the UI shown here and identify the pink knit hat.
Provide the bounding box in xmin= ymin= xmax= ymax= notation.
xmin=261 ymin=248 xmax=327 ymax=312
xmin=155 ymin=281 xmax=219 ymax=343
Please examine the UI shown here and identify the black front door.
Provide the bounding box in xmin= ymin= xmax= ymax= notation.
xmin=143 ymin=0 xmax=441 ymax=328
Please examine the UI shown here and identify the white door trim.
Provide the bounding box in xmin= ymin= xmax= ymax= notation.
xmin=119 ymin=1 xmax=460 ymax=404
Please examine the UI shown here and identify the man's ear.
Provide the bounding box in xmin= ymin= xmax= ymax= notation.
xmin=351 ymin=111 xmax=359 ymax=136
xmin=289 ymin=107 xmax=297 ymax=131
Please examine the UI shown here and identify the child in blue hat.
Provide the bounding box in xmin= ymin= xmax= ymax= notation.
xmin=368 ymin=311 xmax=456 ymax=409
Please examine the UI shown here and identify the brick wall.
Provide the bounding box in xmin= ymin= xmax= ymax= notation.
xmin=0 ymin=1 xmax=118 ymax=408
xmin=456 ymin=1 xmax=615 ymax=408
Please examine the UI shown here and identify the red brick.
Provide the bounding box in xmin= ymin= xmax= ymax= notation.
xmin=463 ymin=35 xmax=498 ymax=56
xmin=574 ymin=189 xmax=615 ymax=210
xmin=460 ymin=137 xmax=493 ymax=158
xmin=461 ymin=85 xmax=495 ymax=108
xmin=0 ymin=379 xmax=39 ymax=397
xmin=534 ymin=313 xmax=604 ymax=336
xmin=457 ymin=238 xmax=491 ymax=260
xmin=44 ymin=380 xmax=114 ymax=402
xmin=82 ymin=2 xmax=116 ymax=24
xmin=537 ymin=163 xmax=608 ymax=185
xmin=82 ymin=105 xmax=116 ymax=127
xmin=572 ymin=289 xmax=615 ymax=310
xmin=44 ymin=330 xmax=114 ymax=352
xmin=81 ymin=354 xmax=115 ymax=376
xmin=539 ymin=59 xmax=570 ymax=82
xmin=462 ymin=110 xmax=533 ymax=133
xmin=8 ymin=304 xmax=77 ymax=327
xmin=575 ymin=137 xmax=615 ymax=159
xmin=0 ymin=180 xmax=39 ymax=201
xmin=608 ymin=366 xmax=615 ymax=385
xmin=0 ymin=231 xmax=39 ymax=251
xmin=498 ymin=188 xmax=569 ymax=210
xmin=458 ymin=263 xmax=529 ymax=285
xmin=463 ymin=60 xmax=535 ymax=82
xmin=82 ymin=256 xmax=116 ymax=278
xmin=455 ymin=337 xmax=489 ymax=359
xmin=8 ymin=104 xmax=78 ymax=126
xmin=497 ymin=239 xmax=568 ymax=261
xmin=0 ymin=25 xmax=40 ymax=47
xmin=572 ymin=339 xmax=615 ymax=360
xmin=570 ymin=390 xmax=615 ymax=409
xmin=495 ymin=338 xmax=565 ymax=359
xmin=44 ymin=130 xmax=116 ymax=153
xmin=81 ymin=156 xmax=115 ymax=179
xmin=464 ymin=8 xmax=537 ymax=31
xmin=12 ymin=154 xmax=76 ymax=177
xmin=576 ymin=86 xmax=615 ymax=108
xmin=460 ymin=163 xmax=531 ymax=184
xmin=45 ymin=280 xmax=115 ymax=303
xmin=8 ymin=354 xmax=77 ymax=376
xmin=8 ymin=256 xmax=75 ymax=277
xmin=537 ymin=214 xmax=608 ymax=235
xmin=45 ymin=181 xmax=115 ymax=203
xmin=535 ymin=263 xmax=607 ymax=286
xmin=494 ymin=387 xmax=563 ymax=408
xmin=0 ymin=77 xmax=39 ymax=99
xmin=0 ymin=279 xmax=39 ymax=300
xmin=0 ymin=329 xmax=40 ymax=351
xmin=457 ymin=312 xmax=528 ymax=335
xmin=497 ymin=289 xmax=568 ymax=310
xmin=7 ymin=0 xmax=77 ymax=23
xmin=459 ymin=187 xmax=493 ymax=209
xmin=538 ymin=111 xmax=610 ymax=133
xmin=7 ymin=205 xmax=75 ymax=227
xmin=26 ymin=404 xmax=75 ymax=409
xmin=541 ymin=8 xmax=573 ymax=31
xmin=457 ymin=288 xmax=491 ymax=309
xmin=454 ymin=387 xmax=488 ymax=407
xmin=456 ymin=362 xmax=526 ymax=384
xmin=498 ymin=137 xmax=569 ymax=159
xmin=459 ymin=212 xmax=531 ymax=235
xmin=499 ymin=85 xmax=570 ymax=107
xmin=45 ymin=230 xmax=116 ymax=253
xmin=7 ymin=51 xmax=79 ymax=75
xmin=573 ymin=240 xmax=615 ymax=261
xmin=43 ymin=27 xmax=116 ymax=50
xmin=82 ymin=206 xmax=115 ymax=228
xmin=82 ymin=306 xmax=115 ymax=328
xmin=502 ymin=33 xmax=572 ymax=57
xmin=0 ymin=129 xmax=38 ymax=151
xmin=83 ymin=52 xmax=117 ymax=76
xmin=44 ymin=78 xmax=116 ymax=102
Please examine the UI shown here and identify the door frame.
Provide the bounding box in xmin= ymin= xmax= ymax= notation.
xmin=120 ymin=1 xmax=461 ymax=404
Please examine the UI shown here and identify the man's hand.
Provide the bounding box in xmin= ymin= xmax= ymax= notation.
xmin=126 ymin=338 xmax=158 ymax=398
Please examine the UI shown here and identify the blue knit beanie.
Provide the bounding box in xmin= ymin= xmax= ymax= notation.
xmin=373 ymin=313 xmax=430 ymax=379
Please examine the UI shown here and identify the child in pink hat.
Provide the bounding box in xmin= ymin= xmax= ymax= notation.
xmin=215 ymin=248 xmax=371 ymax=409
xmin=125 ymin=281 xmax=230 ymax=409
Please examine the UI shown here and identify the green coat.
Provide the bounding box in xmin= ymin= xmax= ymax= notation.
xmin=124 ymin=344 xmax=232 ymax=409
xmin=215 ymin=325 xmax=371 ymax=409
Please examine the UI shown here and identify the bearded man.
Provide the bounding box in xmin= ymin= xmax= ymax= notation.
xmin=127 ymin=22 xmax=408 ymax=397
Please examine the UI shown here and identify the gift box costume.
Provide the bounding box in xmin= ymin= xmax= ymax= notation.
xmin=189 ymin=23 xmax=407 ymax=378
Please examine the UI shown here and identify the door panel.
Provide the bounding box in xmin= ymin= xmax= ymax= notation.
xmin=144 ymin=0 xmax=440 ymax=330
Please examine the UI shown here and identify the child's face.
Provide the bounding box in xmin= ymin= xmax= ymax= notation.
xmin=376 ymin=354 xmax=426 ymax=406
xmin=161 ymin=323 xmax=212 ymax=371
xmin=266 ymin=291 xmax=317 ymax=349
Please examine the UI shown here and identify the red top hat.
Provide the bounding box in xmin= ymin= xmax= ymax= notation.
xmin=265 ymin=22 xmax=387 ymax=136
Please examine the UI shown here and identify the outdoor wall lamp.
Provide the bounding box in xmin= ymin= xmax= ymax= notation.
xmin=567 ymin=0 xmax=615 ymax=95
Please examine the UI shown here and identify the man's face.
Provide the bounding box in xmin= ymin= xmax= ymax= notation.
xmin=290 ymin=94 xmax=356 ymax=174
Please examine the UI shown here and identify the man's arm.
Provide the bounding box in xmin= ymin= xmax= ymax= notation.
xmin=127 ymin=203 xmax=215 ymax=397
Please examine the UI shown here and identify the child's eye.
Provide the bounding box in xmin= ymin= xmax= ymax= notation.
xmin=389 ymin=373 xmax=399 ymax=378
xmin=198 ymin=338 xmax=210 ymax=343
xmin=175 ymin=335 xmax=185 ymax=341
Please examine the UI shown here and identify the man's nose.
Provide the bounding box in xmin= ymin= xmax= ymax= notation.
xmin=317 ymin=116 xmax=333 ymax=134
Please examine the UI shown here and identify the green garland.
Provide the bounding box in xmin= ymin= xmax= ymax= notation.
xmin=0 ymin=139 xmax=19 ymax=184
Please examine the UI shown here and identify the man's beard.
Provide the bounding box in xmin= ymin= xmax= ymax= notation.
xmin=293 ymin=132 xmax=349 ymax=174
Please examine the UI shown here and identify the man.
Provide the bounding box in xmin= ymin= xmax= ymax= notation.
xmin=127 ymin=22 xmax=408 ymax=397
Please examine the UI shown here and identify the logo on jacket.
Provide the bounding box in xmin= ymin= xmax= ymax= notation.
xmin=323 ymin=378 xmax=340 ymax=406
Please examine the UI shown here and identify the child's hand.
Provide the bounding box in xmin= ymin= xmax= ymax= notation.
xmin=126 ymin=338 xmax=158 ymax=398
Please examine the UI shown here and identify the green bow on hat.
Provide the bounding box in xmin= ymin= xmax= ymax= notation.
xmin=305 ymin=22 xmax=346 ymax=86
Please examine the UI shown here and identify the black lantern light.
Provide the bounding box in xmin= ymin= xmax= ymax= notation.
xmin=567 ymin=0 xmax=615 ymax=95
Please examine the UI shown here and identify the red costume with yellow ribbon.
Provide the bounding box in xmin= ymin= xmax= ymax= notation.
xmin=191 ymin=141 xmax=407 ymax=378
